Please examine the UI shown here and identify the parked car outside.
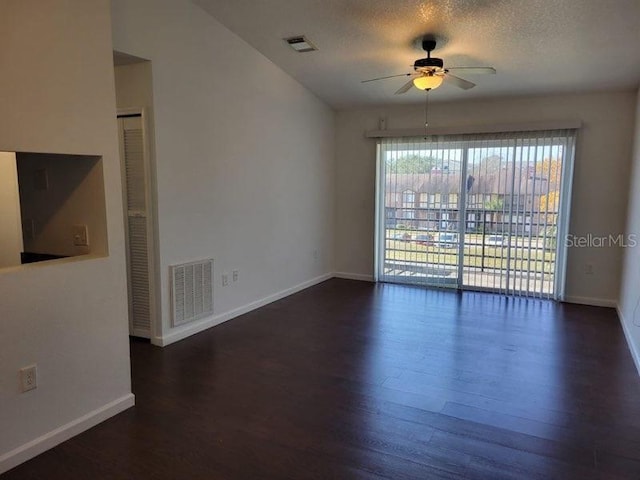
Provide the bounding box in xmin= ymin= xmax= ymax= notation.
xmin=415 ymin=234 xmax=434 ymax=246
xmin=392 ymin=232 xmax=412 ymax=241
xmin=437 ymin=233 xmax=458 ymax=248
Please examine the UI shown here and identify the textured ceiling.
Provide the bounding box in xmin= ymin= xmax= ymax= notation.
xmin=194 ymin=0 xmax=640 ymax=109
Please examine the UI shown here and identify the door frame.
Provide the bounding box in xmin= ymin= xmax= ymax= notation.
xmin=456 ymin=146 xmax=470 ymax=288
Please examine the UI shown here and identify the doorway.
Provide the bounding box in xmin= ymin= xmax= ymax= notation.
xmin=375 ymin=129 xmax=577 ymax=299
xmin=114 ymin=52 xmax=158 ymax=340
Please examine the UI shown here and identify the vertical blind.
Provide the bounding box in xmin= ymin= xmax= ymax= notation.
xmin=376 ymin=129 xmax=577 ymax=299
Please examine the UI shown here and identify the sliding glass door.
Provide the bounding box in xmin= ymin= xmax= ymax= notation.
xmin=377 ymin=139 xmax=464 ymax=288
xmin=375 ymin=130 xmax=576 ymax=299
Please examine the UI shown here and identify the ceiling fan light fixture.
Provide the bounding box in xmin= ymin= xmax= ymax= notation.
xmin=413 ymin=74 xmax=443 ymax=90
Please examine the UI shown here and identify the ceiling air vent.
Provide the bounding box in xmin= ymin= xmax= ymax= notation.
xmin=285 ymin=36 xmax=317 ymax=53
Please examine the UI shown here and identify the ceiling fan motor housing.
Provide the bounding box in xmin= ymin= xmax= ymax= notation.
xmin=414 ymin=57 xmax=444 ymax=69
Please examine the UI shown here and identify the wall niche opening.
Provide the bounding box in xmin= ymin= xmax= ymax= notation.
xmin=0 ymin=151 xmax=108 ymax=269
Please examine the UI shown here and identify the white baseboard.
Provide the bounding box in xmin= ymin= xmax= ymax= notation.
xmin=562 ymin=295 xmax=617 ymax=308
xmin=158 ymin=273 xmax=334 ymax=346
xmin=333 ymin=272 xmax=375 ymax=282
xmin=617 ymin=305 xmax=640 ymax=376
xmin=0 ymin=393 xmax=135 ymax=475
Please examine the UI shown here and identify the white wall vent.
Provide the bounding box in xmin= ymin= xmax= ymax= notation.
xmin=170 ymin=259 xmax=213 ymax=327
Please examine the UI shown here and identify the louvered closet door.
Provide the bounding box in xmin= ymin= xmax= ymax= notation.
xmin=118 ymin=115 xmax=153 ymax=338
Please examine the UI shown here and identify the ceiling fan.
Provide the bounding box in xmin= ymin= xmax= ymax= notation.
xmin=362 ymin=37 xmax=496 ymax=94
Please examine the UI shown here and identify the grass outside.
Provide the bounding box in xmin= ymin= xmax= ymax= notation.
xmin=385 ymin=229 xmax=556 ymax=275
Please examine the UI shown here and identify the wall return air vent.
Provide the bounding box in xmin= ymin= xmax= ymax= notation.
xmin=170 ymin=259 xmax=213 ymax=327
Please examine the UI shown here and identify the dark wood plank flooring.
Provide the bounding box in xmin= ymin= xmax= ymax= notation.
xmin=4 ymin=279 xmax=640 ymax=479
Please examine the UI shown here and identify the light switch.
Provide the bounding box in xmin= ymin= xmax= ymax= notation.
xmin=72 ymin=224 xmax=89 ymax=247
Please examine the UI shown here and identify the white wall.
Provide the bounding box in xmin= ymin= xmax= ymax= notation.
xmin=619 ymin=88 xmax=640 ymax=372
xmin=114 ymin=62 xmax=154 ymax=110
xmin=335 ymin=91 xmax=636 ymax=305
xmin=0 ymin=0 xmax=132 ymax=472
xmin=0 ymin=152 xmax=23 ymax=268
xmin=111 ymin=0 xmax=336 ymax=345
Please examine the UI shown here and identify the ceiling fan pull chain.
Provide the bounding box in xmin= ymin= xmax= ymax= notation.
xmin=424 ymin=89 xmax=429 ymax=138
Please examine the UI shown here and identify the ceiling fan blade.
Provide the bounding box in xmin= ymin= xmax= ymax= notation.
xmin=395 ymin=78 xmax=415 ymax=95
xmin=446 ymin=67 xmax=496 ymax=75
xmin=444 ymin=73 xmax=476 ymax=90
xmin=361 ymin=73 xmax=413 ymax=83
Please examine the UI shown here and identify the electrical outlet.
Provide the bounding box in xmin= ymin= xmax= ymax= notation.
xmin=222 ymin=273 xmax=229 ymax=286
xmin=20 ymin=365 xmax=37 ymax=393
xmin=232 ymin=270 xmax=239 ymax=282
xmin=72 ymin=224 xmax=89 ymax=247
xmin=584 ymin=264 xmax=594 ymax=275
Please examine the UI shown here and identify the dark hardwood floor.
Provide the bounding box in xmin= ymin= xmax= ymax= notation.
xmin=4 ymin=279 xmax=640 ymax=479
